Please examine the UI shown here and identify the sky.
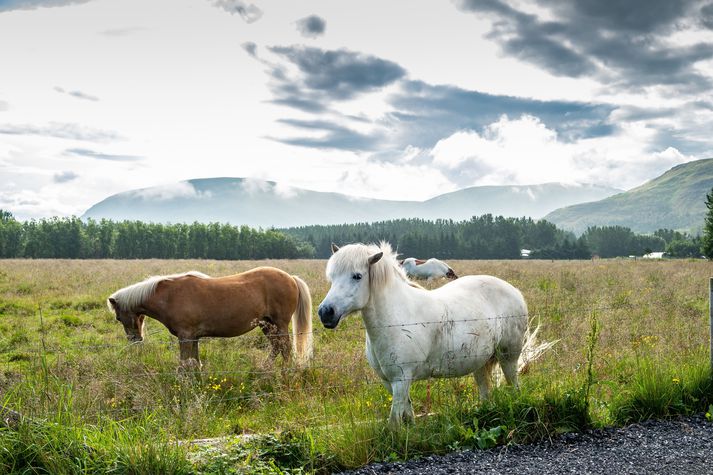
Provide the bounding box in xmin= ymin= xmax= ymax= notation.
xmin=1 ymin=0 xmax=713 ymax=220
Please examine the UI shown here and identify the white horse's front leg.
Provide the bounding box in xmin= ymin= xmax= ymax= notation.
xmin=389 ymin=379 xmax=414 ymax=426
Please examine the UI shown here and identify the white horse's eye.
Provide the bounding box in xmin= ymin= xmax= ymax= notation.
xmin=352 ymin=273 xmax=362 ymax=281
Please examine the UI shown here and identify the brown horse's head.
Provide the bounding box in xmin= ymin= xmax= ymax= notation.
xmin=108 ymin=297 xmax=145 ymax=343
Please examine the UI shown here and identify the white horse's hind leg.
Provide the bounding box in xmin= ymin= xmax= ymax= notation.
xmin=499 ymin=357 xmax=520 ymax=390
xmin=474 ymin=358 xmax=496 ymax=400
xmin=389 ymin=380 xmax=414 ymax=425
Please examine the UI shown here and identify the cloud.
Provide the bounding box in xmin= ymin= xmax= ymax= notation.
xmin=241 ymin=41 xmax=257 ymax=57
xmin=0 ymin=0 xmax=90 ymax=11
xmin=703 ymin=3 xmax=713 ymax=29
xmin=0 ymin=100 xmax=7 ymax=111
xmin=132 ymin=182 xmax=211 ymax=201
xmin=241 ymin=177 xmax=272 ymax=196
xmin=65 ymin=148 xmax=141 ymax=161
xmin=455 ymin=0 xmax=713 ymax=92
xmin=274 ymin=118 xmax=382 ymax=151
xmin=211 ymin=0 xmax=262 ymax=23
xmin=296 ymin=15 xmax=326 ymax=38
xmin=387 ymin=80 xmax=614 ymax=150
xmin=54 ymin=86 xmax=99 ymax=102
xmin=428 ymin=114 xmax=694 ymax=190
xmin=0 ymin=122 xmax=121 ymax=142
xmin=249 ymin=45 xmax=406 ymax=149
xmin=267 ymin=46 xmax=406 ymax=101
xmin=273 ymin=181 xmax=300 ymax=198
xmin=239 ymin=177 xmax=300 ymax=198
xmin=0 ymin=188 xmax=72 ymax=220
xmin=253 ymin=44 xmax=616 ymax=153
xmin=335 ymin=160 xmax=455 ymax=201
xmin=53 ymin=170 xmax=78 ymax=183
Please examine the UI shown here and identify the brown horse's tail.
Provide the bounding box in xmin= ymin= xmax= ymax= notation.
xmin=291 ymin=275 xmax=313 ymax=367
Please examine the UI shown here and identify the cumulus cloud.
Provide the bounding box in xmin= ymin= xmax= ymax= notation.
xmin=0 ymin=0 xmax=91 ymax=11
xmin=456 ymin=0 xmax=713 ymax=93
xmin=429 ymin=114 xmax=694 ymax=190
xmin=133 ymin=182 xmax=211 ymax=201
xmin=211 ymin=0 xmax=262 ymax=23
xmin=296 ymin=15 xmax=326 ymax=38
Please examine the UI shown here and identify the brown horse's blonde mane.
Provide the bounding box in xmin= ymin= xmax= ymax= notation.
xmin=107 ymin=271 xmax=210 ymax=312
xmin=328 ymin=242 xmax=416 ymax=290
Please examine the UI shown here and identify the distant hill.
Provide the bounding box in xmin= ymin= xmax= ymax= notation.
xmin=545 ymin=158 xmax=713 ymax=234
xmin=81 ymin=178 xmax=619 ymax=228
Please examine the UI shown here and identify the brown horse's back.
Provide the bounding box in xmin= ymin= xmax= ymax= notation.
xmin=149 ymin=266 xmax=299 ymax=339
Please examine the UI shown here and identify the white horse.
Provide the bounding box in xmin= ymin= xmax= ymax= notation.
xmin=318 ymin=242 xmax=537 ymax=425
xmin=400 ymin=257 xmax=458 ymax=280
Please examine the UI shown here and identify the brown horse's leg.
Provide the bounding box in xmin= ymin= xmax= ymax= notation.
xmin=276 ymin=323 xmax=291 ymax=361
xmin=179 ymin=338 xmax=201 ymax=370
xmin=259 ymin=318 xmax=291 ymax=362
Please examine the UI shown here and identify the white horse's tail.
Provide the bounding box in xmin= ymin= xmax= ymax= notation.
xmin=494 ymin=318 xmax=557 ymax=383
xmin=291 ymin=275 xmax=313 ymax=368
xmin=517 ymin=322 xmax=558 ymax=374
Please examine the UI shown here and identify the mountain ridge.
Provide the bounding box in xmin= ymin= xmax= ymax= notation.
xmin=544 ymin=158 xmax=713 ymax=234
xmin=82 ymin=179 xmax=620 ymax=228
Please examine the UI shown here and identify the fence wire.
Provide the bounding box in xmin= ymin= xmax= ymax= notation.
xmin=3 ymin=300 xmax=707 ymax=427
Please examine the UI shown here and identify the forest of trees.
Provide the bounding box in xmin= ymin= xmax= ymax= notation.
xmin=0 ymin=209 xmax=703 ymax=260
xmin=282 ymin=216 xmax=699 ymax=260
xmin=282 ymin=216 xmax=589 ymax=259
xmin=0 ymin=210 xmax=314 ymax=259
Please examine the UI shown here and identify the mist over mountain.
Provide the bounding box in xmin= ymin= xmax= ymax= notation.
xmin=81 ymin=178 xmax=620 ymax=228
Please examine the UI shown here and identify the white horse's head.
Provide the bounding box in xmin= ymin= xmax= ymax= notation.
xmin=318 ymin=242 xmax=404 ymax=329
xmin=401 ymin=257 xmax=416 ymax=272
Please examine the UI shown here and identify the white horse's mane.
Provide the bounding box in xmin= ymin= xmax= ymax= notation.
xmin=108 ymin=270 xmax=210 ymax=312
xmin=327 ymin=242 xmax=412 ymax=289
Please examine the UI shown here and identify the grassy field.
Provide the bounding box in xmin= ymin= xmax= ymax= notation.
xmin=0 ymin=258 xmax=711 ymax=473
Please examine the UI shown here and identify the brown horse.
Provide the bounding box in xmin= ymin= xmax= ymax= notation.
xmin=107 ymin=267 xmax=313 ymax=368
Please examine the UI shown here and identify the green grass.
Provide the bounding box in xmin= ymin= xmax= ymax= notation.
xmin=0 ymin=258 xmax=711 ymax=472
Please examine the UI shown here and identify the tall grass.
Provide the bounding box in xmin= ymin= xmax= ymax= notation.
xmin=0 ymin=258 xmax=711 ymax=472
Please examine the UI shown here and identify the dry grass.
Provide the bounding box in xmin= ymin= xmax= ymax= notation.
xmin=0 ymin=257 xmax=710 ymax=469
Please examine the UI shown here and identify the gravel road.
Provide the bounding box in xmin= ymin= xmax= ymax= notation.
xmin=340 ymin=415 xmax=713 ymax=474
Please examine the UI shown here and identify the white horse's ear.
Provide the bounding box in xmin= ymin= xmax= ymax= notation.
xmin=368 ymin=252 xmax=383 ymax=266
xmin=108 ymin=297 xmax=117 ymax=309
xmin=331 ymin=243 xmax=340 ymax=254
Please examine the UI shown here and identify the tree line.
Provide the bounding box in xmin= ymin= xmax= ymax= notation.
xmin=0 ymin=209 xmax=704 ymax=260
xmin=282 ymin=216 xmax=702 ymax=260
xmin=0 ymin=211 xmax=314 ymax=259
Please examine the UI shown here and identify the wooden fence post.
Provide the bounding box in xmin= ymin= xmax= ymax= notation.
xmin=710 ymin=278 xmax=713 ymax=376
